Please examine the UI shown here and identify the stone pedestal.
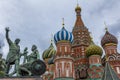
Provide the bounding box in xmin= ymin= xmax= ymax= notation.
xmin=0 ymin=77 xmax=43 ymax=80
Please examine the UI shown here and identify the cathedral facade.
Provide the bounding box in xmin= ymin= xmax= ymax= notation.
xmin=42 ymin=4 xmax=120 ymax=80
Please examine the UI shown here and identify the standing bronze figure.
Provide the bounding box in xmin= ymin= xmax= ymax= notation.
xmin=5 ymin=27 xmax=20 ymax=76
xmin=5 ymin=27 xmax=46 ymax=77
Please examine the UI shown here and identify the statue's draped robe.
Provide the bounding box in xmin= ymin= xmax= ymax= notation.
xmin=6 ymin=42 xmax=20 ymax=64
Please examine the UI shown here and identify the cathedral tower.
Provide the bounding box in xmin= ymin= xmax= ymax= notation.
xmin=86 ymin=38 xmax=104 ymax=79
xmin=72 ymin=4 xmax=91 ymax=79
xmin=101 ymin=28 xmax=118 ymax=57
xmin=42 ymin=40 xmax=56 ymax=80
xmin=101 ymin=28 xmax=120 ymax=78
xmin=54 ymin=21 xmax=75 ymax=80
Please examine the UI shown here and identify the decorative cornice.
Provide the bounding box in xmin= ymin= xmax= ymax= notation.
xmin=54 ymin=56 xmax=75 ymax=62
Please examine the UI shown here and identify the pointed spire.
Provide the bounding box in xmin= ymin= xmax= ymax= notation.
xmin=50 ymin=34 xmax=54 ymax=47
xmin=74 ymin=2 xmax=84 ymax=27
xmin=50 ymin=34 xmax=53 ymax=43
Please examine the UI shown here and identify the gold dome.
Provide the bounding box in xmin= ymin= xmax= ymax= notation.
xmin=42 ymin=43 xmax=56 ymax=60
xmin=85 ymin=44 xmax=103 ymax=57
xmin=75 ymin=4 xmax=81 ymax=11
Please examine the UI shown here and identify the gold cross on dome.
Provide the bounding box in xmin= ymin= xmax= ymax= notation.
xmin=62 ymin=18 xmax=65 ymax=27
xmin=77 ymin=0 xmax=79 ymax=6
xmin=104 ymin=21 xmax=108 ymax=31
xmin=50 ymin=34 xmax=53 ymax=43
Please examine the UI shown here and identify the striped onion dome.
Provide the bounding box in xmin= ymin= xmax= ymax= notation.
xmin=101 ymin=30 xmax=118 ymax=47
xmin=42 ymin=42 xmax=56 ymax=60
xmin=54 ymin=27 xmax=73 ymax=44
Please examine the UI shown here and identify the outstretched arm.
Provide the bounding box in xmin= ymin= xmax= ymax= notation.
xmin=5 ymin=27 xmax=12 ymax=45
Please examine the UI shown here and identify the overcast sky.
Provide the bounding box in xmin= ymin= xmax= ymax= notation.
xmin=0 ymin=0 xmax=120 ymax=59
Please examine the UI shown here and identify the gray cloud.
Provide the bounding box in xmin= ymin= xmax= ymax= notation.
xmin=109 ymin=19 xmax=120 ymax=35
xmin=0 ymin=0 xmax=120 ymax=58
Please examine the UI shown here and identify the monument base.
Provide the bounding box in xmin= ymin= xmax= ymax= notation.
xmin=0 ymin=76 xmax=43 ymax=80
xmin=54 ymin=77 xmax=74 ymax=80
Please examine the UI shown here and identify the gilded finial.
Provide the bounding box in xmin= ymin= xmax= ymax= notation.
xmin=104 ymin=21 xmax=108 ymax=31
xmin=77 ymin=0 xmax=79 ymax=6
xmin=75 ymin=0 xmax=81 ymax=12
xmin=50 ymin=34 xmax=53 ymax=44
xmin=62 ymin=18 xmax=65 ymax=27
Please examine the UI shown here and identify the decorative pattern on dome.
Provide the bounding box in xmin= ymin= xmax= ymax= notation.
xmin=54 ymin=27 xmax=73 ymax=43
xmin=48 ymin=55 xmax=55 ymax=65
xmin=42 ymin=43 xmax=56 ymax=60
xmin=85 ymin=44 xmax=103 ymax=57
xmin=101 ymin=31 xmax=118 ymax=46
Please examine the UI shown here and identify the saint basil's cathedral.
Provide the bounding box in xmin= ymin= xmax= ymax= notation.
xmin=42 ymin=3 xmax=120 ymax=80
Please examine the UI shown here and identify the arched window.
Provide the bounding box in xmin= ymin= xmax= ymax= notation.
xmin=66 ymin=63 xmax=70 ymax=77
xmin=76 ymin=69 xmax=80 ymax=79
xmin=80 ymin=69 xmax=87 ymax=79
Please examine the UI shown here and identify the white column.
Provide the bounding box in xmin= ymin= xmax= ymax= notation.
xmin=66 ymin=69 xmax=69 ymax=77
xmin=61 ymin=61 xmax=64 ymax=74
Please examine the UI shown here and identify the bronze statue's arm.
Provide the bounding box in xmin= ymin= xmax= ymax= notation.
xmin=5 ymin=27 xmax=12 ymax=45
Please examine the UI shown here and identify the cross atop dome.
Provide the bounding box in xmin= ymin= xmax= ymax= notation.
xmin=62 ymin=18 xmax=65 ymax=27
xmin=75 ymin=0 xmax=81 ymax=12
xmin=104 ymin=22 xmax=108 ymax=31
xmin=50 ymin=34 xmax=54 ymax=44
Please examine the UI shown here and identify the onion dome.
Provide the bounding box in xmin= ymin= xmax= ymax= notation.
xmin=42 ymin=42 xmax=56 ymax=60
xmin=86 ymin=39 xmax=103 ymax=57
xmin=54 ymin=27 xmax=73 ymax=44
xmin=101 ymin=28 xmax=118 ymax=47
xmin=54 ymin=19 xmax=74 ymax=44
xmin=54 ymin=19 xmax=73 ymax=44
xmin=75 ymin=4 xmax=81 ymax=12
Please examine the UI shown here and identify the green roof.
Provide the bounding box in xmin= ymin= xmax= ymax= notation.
xmin=102 ymin=62 xmax=119 ymax=80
